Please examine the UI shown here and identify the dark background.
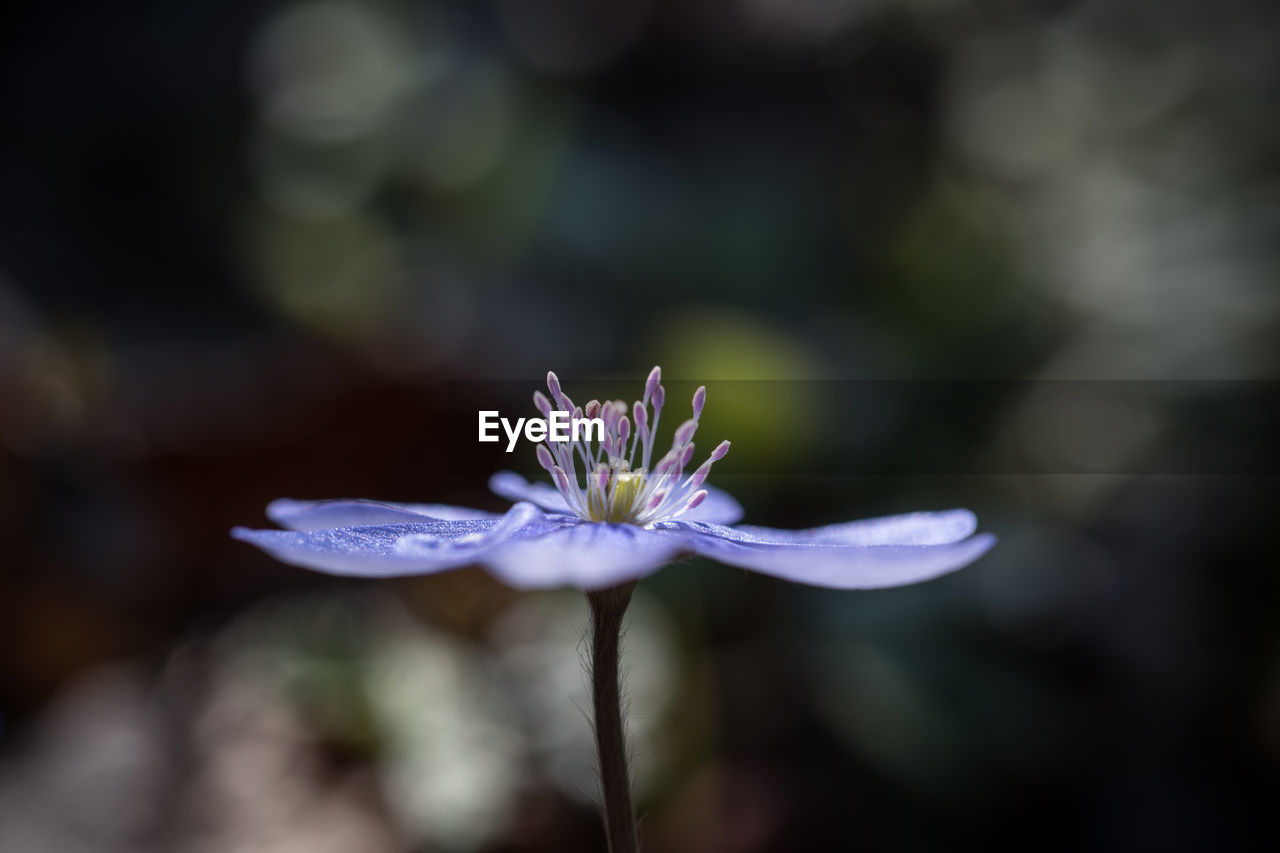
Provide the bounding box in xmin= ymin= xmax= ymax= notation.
xmin=1 ymin=1 xmax=1278 ymax=851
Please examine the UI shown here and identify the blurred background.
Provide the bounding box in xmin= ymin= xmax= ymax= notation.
xmin=2 ymin=0 xmax=1279 ymax=850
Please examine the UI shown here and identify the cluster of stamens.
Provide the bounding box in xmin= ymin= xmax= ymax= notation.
xmin=534 ymin=366 xmax=730 ymax=525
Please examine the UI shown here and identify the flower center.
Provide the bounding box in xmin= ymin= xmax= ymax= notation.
xmin=532 ymin=366 xmax=730 ymax=525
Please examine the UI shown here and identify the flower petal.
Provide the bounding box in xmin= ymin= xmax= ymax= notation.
xmin=484 ymin=522 xmax=685 ymax=590
xmin=678 ymin=485 xmax=743 ymax=525
xmin=732 ymin=508 xmax=976 ymax=546
xmin=489 ymin=470 xmax=743 ymax=524
xmin=232 ymin=502 xmax=550 ymax=578
xmin=267 ymin=498 xmax=499 ymax=531
xmin=654 ymin=521 xmax=996 ymax=589
xmin=489 ymin=471 xmax=573 ymax=514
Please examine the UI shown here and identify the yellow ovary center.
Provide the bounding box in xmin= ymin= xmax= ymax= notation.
xmin=588 ymin=465 xmax=647 ymax=524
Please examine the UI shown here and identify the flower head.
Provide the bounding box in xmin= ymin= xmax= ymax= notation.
xmin=233 ymin=367 xmax=995 ymax=590
xmin=533 ymin=367 xmax=728 ymax=525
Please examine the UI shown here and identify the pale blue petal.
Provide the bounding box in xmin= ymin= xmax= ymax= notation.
xmin=655 ymin=521 xmax=996 ymax=590
xmin=484 ymin=522 xmax=686 ymax=591
xmin=232 ymin=502 xmax=550 ymax=578
xmin=267 ymin=498 xmax=499 ymax=531
xmin=732 ymin=508 xmax=976 ymax=546
xmin=489 ymin=471 xmax=573 ymax=514
xmin=488 ymin=470 xmax=742 ymax=524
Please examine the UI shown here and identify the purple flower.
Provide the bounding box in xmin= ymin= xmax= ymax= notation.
xmin=233 ymin=367 xmax=995 ymax=591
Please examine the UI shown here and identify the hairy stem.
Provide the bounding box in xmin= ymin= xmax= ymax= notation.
xmin=587 ymin=582 xmax=639 ymax=853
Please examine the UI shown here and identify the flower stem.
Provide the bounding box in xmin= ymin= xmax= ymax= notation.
xmin=587 ymin=582 xmax=639 ymax=853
